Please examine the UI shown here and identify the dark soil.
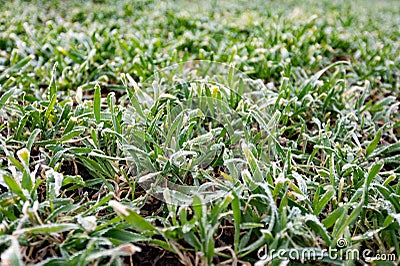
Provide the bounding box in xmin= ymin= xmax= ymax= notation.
xmin=129 ymin=243 xmax=185 ymax=266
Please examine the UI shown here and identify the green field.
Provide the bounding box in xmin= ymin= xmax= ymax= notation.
xmin=0 ymin=0 xmax=399 ymax=265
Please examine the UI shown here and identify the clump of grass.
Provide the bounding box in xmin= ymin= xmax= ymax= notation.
xmin=0 ymin=0 xmax=399 ymax=265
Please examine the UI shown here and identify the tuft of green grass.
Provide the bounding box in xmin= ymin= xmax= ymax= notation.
xmin=0 ymin=0 xmax=399 ymax=265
